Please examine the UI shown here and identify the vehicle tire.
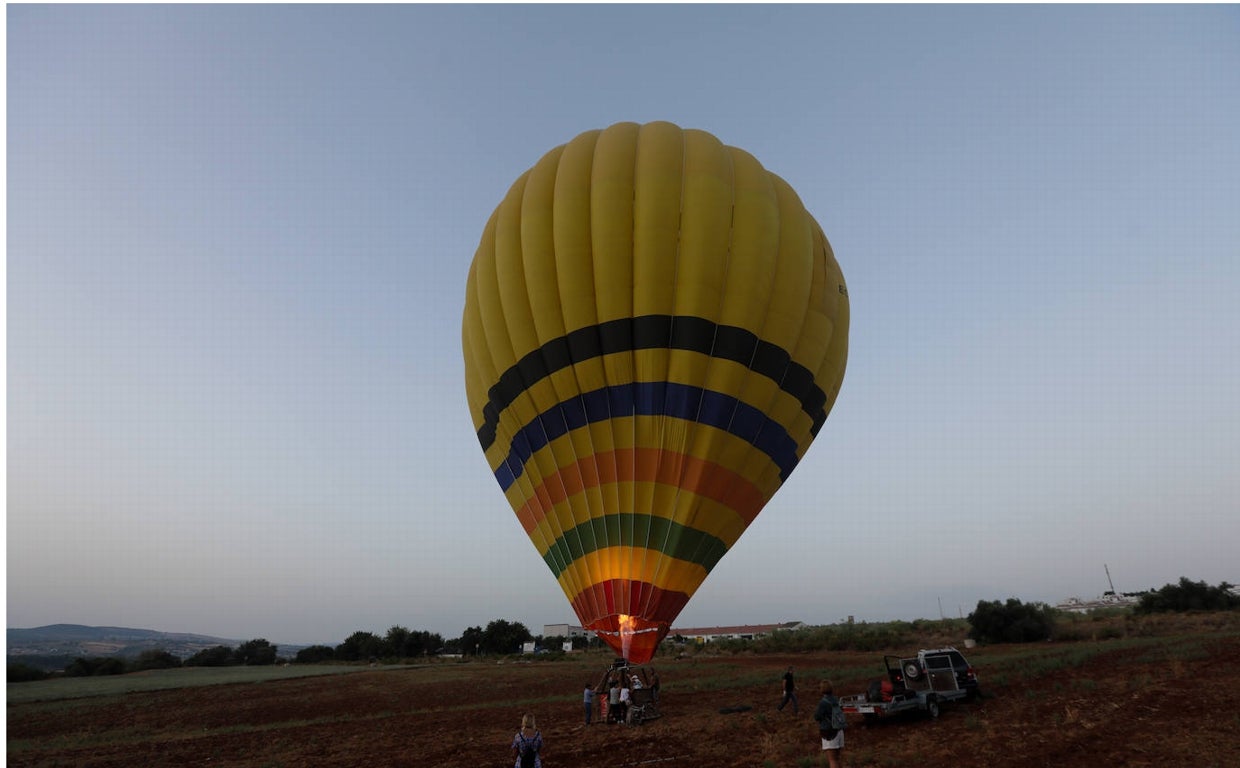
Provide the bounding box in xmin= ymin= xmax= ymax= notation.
xmin=904 ymin=662 xmax=921 ymax=680
xmin=863 ymin=713 xmax=878 ymax=726
xmin=925 ymin=697 xmax=940 ymax=719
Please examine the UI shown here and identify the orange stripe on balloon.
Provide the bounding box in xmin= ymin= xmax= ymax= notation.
xmin=514 ymin=448 xmax=765 ymax=533
xmin=512 ymin=474 xmax=552 ymax=532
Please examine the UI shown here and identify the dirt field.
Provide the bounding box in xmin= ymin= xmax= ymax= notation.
xmin=8 ymin=613 xmax=1239 ymax=768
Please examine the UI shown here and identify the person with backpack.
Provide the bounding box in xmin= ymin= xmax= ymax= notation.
xmin=813 ymin=680 xmax=847 ymax=768
xmin=510 ymin=713 xmax=543 ymax=768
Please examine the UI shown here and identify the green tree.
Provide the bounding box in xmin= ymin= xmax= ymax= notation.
xmin=235 ymin=639 xmax=279 ymax=666
xmin=185 ymin=645 xmax=237 ymax=667
xmin=335 ymin=631 xmax=384 ymax=662
xmin=481 ymin=619 xmax=532 ymax=655
xmin=385 ymin=625 xmax=411 ymax=657
xmin=295 ymin=645 xmax=336 ymax=664
xmin=131 ymin=649 xmax=181 ymax=671
xmin=459 ymin=625 xmax=484 ymax=656
xmin=400 ymin=629 xmax=443 ymax=657
xmin=968 ymin=598 xmax=1055 ymax=643
xmin=1136 ymin=578 xmax=1240 ymax=614
xmin=377 ymin=626 xmax=446 ymax=658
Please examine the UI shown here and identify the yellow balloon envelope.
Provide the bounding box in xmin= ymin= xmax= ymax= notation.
xmin=462 ymin=122 xmax=848 ymax=663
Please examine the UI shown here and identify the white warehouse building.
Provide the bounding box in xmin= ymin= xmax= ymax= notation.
xmin=542 ymin=623 xmax=588 ymax=639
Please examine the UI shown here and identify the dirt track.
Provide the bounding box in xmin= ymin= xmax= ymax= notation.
xmin=8 ymin=618 xmax=1240 ymax=767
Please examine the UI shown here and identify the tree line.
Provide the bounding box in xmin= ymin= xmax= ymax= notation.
xmin=968 ymin=578 xmax=1237 ymax=644
xmin=12 ymin=578 xmax=1236 ymax=682
xmin=1135 ymin=577 xmax=1239 ymax=614
xmin=295 ymin=618 xmax=542 ymax=663
xmin=7 ymin=640 xmax=284 ymax=682
xmin=7 ymin=620 xmax=538 ymax=682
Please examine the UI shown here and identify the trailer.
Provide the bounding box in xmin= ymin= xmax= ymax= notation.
xmin=839 ymin=647 xmax=979 ymax=722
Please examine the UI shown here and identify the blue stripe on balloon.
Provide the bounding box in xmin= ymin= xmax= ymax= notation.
xmin=494 ymin=382 xmax=799 ymax=492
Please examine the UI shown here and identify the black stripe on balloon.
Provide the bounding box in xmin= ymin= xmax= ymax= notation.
xmin=475 ymin=315 xmax=827 ymax=451
xmin=493 ymin=380 xmax=800 ymax=491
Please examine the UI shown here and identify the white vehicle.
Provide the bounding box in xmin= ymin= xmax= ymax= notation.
xmin=839 ymin=647 xmax=979 ymax=721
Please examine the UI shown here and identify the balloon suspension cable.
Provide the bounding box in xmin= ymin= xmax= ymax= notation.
xmin=588 ymin=614 xmax=668 ymax=664
xmin=592 ymin=626 xmax=664 ymax=637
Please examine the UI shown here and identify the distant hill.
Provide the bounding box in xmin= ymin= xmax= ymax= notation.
xmin=7 ymin=624 xmax=242 ymax=662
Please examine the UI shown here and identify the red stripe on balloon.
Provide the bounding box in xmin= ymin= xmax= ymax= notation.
xmin=570 ymin=579 xmax=691 ymax=627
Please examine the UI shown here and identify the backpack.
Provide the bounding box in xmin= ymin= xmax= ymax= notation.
xmin=817 ymin=696 xmax=846 ymax=738
xmin=830 ymin=701 xmax=847 ymax=731
xmin=518 ymin=733 xmax=538 ymax=768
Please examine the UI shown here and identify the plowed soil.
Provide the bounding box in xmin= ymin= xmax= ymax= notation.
xmin=9 ymin=615 xmax=1239 ymax=768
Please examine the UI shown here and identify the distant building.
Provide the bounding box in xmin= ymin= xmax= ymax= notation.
xmin=1055 ymin=593 xmax=1145 ymax=613
xmin=669 ymin=621 xmax=805 ymax=644
xmin=542 ymin=623 xmax=587 ymax=639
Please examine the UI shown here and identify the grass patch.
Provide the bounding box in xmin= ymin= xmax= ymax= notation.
xmin=1135 ymin=637 xmax=1213 ymax=664
xmin=6 ymin=713 xmax=364 ymax=754
xmin=6 ymin=664 xmax=390 ymax=704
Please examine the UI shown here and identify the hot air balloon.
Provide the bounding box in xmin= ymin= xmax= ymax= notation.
xmin=462 ymin=121 xmax=848 ymax=664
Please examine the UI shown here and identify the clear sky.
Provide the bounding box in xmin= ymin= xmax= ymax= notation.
xmin=8 ymin=5 xmax=1239 ymax=647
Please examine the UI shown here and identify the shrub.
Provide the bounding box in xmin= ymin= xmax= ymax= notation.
xmin=131 ymin=649 xmax=181 ymax=672
xmin=235 ymin=639 xmax=278 ymax=666
xmin=1097 ymin=624 xmax=1125 ymax=640
xmin=184 ymin=645 xmax=238 ymax=667
xmin=1051 ymin=623 xmax=1088 ymax=642
xmin=1135 ymin=578 xmax=1240 ymax=614
xmin=7 ymin=663 xmax=50 ymax=683
xmin=295 ymin=645 xmax=336 ymax=664
xmin=968 ymin=598 xmax=1055 ymax=644
xmin=64 ymin=657 xmax=126 ymax=677
xmin=335 ymin=631 xmax=384 ymax=662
